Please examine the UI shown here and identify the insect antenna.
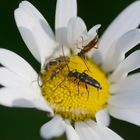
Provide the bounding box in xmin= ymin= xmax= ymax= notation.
xmin=81 ymin=56 xmax=91 ymax=71
xmin=85 ymin=83 xmax=90 ymax=99
xmin=77 ymin=35 xmax=99 ymax=72
xmin=51 ymin=77 xmax=67 ymax=93
xmin=77 ymin=36 xmax=91 ymax=72
xmin=49 ymin=45 xmax=71 ymax=94
xmin=61 ymin=45 xmax=70 ymax=72
xmin=32 ymin=73 xmax=42 ymax=87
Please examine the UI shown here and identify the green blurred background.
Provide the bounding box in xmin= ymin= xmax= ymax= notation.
xmin=0 ymin=0 xmax=139 ymax=139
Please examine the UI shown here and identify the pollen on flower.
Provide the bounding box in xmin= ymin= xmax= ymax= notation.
xmin=41 ymin=55 xmax=110 ymax=122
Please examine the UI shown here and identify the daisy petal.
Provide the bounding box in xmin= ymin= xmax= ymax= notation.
xmin=88 ymin=24 xmax=101 ymax=38
xmin=15 ymin=1 xmax=56 ymax=65
xmin=19 ymin=1 xmax=54 ymax=38
xmin=0 ymin=68 xmax=29 ymax=87
xmin=0 ymin=86 xmax=52 ymax=113
xmin=86 ymin=121 xmax=123 ymax=140
xmin=67 ymin=17 xmax=87 ymax=47
xmin=0 ymin=49 xmax=37 ymax=82
xmin=102 ymin=29 xmax=140 ymax=72
xmin=40 ymin=116 xmax=65 ymax=139
xmin=110 ymin=73 xmax=140 ymax=93
xmin=108 ymin=92 xmax=140 ymax=109
xmin=109 ymin=50 xmax=140 ymax=82
xmin=0 ymin=69 xmax=52 ymax=113
xmin=93 ymin=126 xmax=123 ymax=140
xmin=75 ymin=121 xmax=101 ymax=140
xmin=96 ymin=109 xmax=110 ymax=127
xmin=65 ymin=122 xmax=80 ymax=140
xmin=108 ymin=105 xmax=140 ymax=126
xmin=98 ymin=1 xmax=140 ymax=63
xmin=16 ymin=26 xmax=41 ymax=62
xmin=0 ymin=87 xmax=35 ymax=107
xmin=75 ymin=120 xmax=123 ymax=140
xmin=55 ymin=0 xmax=77 ymax=43
xmin=32 ymin=92 xmax=53 ymax=114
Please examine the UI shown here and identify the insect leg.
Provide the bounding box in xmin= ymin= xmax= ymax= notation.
xmin=52 ymin=76 xmax=67 ymax=93
xmin=62 ymin=84 xmax=71 ymax=94
xmin=85 ymin=83 xmax=89 ymax=99
xmin=77 ymin=80 xmax=80 ymax=96
xmin=97 ymin=88 xmax=100 ymax=100
xmin=81 ymin=56 xmax=91 ymax=72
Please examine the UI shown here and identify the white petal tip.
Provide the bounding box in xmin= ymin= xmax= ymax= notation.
xmin=40 ymin=116 xmax=65 ymax=139
xmin=95 ymin=24 xmax=101 ymax=30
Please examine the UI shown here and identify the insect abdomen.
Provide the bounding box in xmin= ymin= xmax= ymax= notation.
xmin=68 ymin=71 xmax=102 ymax=90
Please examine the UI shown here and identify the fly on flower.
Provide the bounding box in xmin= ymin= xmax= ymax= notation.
xmin=1 ymin=0 xmax=140 ymax=140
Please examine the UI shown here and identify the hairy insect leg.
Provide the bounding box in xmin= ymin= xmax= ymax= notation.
xmin=96 ymin=88 xmax=100 ymax=100
xmin=61 ymin=84 xmax=72 ymax=94
xmin=77 ymin=80 xmax=80 ymax=96
xmin=81 ymin=56 xmax=91 ymax=72
xmin=85 ymin=83 xmax=89 ymax=99
xmin=52 ymin=77 xmax=67 ymax=93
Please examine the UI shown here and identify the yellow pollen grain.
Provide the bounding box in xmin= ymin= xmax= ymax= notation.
xmin=41 ymin=55 xmax=110 ymax=122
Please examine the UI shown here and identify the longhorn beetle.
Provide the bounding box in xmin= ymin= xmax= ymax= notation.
xmin=68 ymin=70 xmax=102 ymax=90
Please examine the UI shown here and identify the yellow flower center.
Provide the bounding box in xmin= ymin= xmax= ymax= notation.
xmin=41 ymin=55 xmax=110 ymax=122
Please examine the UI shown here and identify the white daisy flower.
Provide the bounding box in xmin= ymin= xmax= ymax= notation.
xmin=0 ymin=0 xmax=140 ymax=139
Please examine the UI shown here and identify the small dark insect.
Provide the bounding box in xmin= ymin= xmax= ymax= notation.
xmin=44 ymin=56 xmax=70 ymax=80
xmin=68 ymin=70 xmax=102 ymax=90
xmin=78 ymin=35 xmax=98 ymax=57
xmin=48 ymin=69 xmax=102 ymax=96
xmin=44 ymin=56 xmax=70 ymax=70
xmin=50 ymin=63 xmax=68 ymax=80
